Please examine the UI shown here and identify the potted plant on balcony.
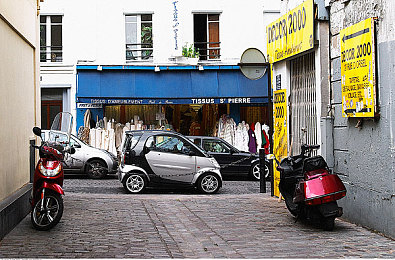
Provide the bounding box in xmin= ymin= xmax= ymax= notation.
xmin=141 ymin=25 xmax=153 ymax=60
xmin=176 ymin=43 xmax=200 ymax=65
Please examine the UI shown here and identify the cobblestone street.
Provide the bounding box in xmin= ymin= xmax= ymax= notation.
xmin=0 ymin=176 xmax=394 ymax=258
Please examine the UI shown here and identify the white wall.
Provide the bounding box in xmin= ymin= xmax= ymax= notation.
xmin=0 ymin=0 xmax=40 ymax=201
xmin=40 ymin=0 xmax=281 ymax=65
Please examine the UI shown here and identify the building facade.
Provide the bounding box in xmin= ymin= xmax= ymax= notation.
xmin=0 ymin=0 xmax=41 ymax=239
xmin=268 ymin=0 xmax=394 ymax=238
xmin=268 ymin=0 xmax=331 ymax=196
xmin=328 ymin=0 xmax=394 ymax=238
xmin=39 ymin=0 xmax=281 ymax=139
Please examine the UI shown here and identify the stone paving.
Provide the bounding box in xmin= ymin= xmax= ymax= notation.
xmin=0 ymin=176 xmax=394 ymax=258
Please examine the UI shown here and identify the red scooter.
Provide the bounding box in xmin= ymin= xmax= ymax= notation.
xmin=271 ymin=144 xmax=346 ymax=230
xmin=31 ymin=112 xmax=74 ymax=230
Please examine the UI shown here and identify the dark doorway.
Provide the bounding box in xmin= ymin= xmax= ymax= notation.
xmin=41 ymin=88 xmax=63 ymax=129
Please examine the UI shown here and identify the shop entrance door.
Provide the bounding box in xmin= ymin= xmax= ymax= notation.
xmin=41 ymin=100 xmax=62 ymax=130
xmin=290 ymin=52 xmax=317 ymax=155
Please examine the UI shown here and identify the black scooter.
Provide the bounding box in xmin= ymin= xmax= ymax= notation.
xmin=271 ymin=144 xmax=346 ymax=230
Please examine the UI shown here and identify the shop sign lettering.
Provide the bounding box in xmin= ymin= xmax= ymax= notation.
xmin=172 ymin=0 xmax=179 ymax=50
xmin=276 ymin=74 xmax=281 ymax=90
xmin=266 ymin=0 xmax=314 ymax=63
xmin=77 ymin=103 xmax=103 ymax=109
xmin=191 ymin=98 xmax=215 ymax=104
xmin=90 ymin=99 xmax=143 ymax=104
xmin=340 ymin=17 xmax=376 ymax=117
xmin=225 ymin=98 xmax=251 ymax=104
xmin=191 ymin=98 xmax=252 ymax=104
xmin=273 ymin=89 xmax=287 ymax=197
xmin=79 ymin=97 xmax=263 ymax=105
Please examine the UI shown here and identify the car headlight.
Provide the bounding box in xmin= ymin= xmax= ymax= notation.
xmin=209 ymin=158 xmax=220 ymax=168
xmin=39 ymin=160 xmax=62 ymax=177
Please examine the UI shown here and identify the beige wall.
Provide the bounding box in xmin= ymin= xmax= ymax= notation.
xmin=0 ymin=0 xmax=40 ymax=201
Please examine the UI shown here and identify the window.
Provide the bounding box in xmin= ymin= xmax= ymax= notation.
xmin=146 ymin=135 xmax=192 ymax=154
xmin=202 ymin=139 xmax=230 ymax=153
xmin=125 ymin=14 xmax=153 ymax=60
xmin=124 ymin=134 xmax=141 ymax=151
xmin=40 ymin=15 xmax=63 ymax=62
xmin=194 ymin=14 xmax=220 ymax=60
xmin=191 ymin=138 xmax=202 ymax=147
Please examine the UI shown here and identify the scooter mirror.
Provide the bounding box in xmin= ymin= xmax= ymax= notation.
xmin=33 ymin=127 xmax=42 ymax=137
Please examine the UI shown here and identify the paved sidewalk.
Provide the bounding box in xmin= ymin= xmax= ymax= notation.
xmin=0 ymin=179 xmax=394 ymax=258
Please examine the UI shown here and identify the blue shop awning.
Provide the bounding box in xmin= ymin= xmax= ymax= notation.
xmin=76 ymin=65 xmax=269 ymax=103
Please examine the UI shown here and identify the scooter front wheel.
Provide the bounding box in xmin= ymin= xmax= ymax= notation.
xmin=31 ymin=191 xmax=63 ymax=230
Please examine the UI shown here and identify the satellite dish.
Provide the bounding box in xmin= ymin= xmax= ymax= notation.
xmin=239 ymin=48 xmax=268 ymax=80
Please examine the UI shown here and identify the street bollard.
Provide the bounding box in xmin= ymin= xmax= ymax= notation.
xmin=30 ymin=139 xmax=35 ymax=183
xmin=259 ymin=148 xmax=266 ymax=193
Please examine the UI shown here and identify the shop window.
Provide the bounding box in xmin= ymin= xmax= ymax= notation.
xmin=202 ymin=139 xmax=230 ymax=153
xmin=194 ymin=14 xmax=220 ymax=60
xmin=125 ymin=14 xmax=153 ymax=61
xmin=40 ymin=15 xmax=63 ymax=62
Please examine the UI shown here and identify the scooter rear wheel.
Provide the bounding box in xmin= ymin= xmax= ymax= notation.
xmin=31 ymin=191 xmax=63 ymax=231
xmin=321 ymin=216 xmax=335 ymax=231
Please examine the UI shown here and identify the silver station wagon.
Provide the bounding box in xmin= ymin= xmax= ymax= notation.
xmin=42 ymin=130 xmax=118 ymax=179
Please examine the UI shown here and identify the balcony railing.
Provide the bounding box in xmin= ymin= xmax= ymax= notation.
xmin=40 ymin=46 xmax=63 ymax=62
xmin=194 ymin=41 xmax=221 ymax=60
xmin=126 ymin=43 xmax=153 ymax=61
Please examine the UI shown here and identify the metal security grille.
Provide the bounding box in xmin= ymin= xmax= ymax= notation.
xmin=290 ymin=52 xmax=317 ymax=155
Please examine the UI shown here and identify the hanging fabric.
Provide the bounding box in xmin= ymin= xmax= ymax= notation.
xmin=234 ymin=123 xmax=244 ymax=151
xmin=254 ymin=122 xmax=262 ymax=151
xmin=89 ymin=127 xmax=96 ymax=147
xmin=248 ymin=127 xmax=257 ymax=154
xmin=84 ymin=109 xmax=92 ymax=129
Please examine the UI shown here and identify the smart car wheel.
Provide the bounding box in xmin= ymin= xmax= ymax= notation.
xmin=123 ymin=174 xmax=147 ymax=194
xmin=264 ymin=163 xmax=270 ymax=180
xmin=250 ymin=162 xmax=261 ymax=181
xmin=86 ymin=159 xmax=108 ymax=179
xmin=250 ymin=162 xmax=270 ymax=181
xmin=197 ymin=173 xmax=221 ymax=194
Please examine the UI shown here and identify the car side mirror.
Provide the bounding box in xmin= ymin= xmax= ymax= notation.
xmin=143 ymin=146 xmax=150 ymax=154
xmin=33 ymin=127 xmax=42 ymax=137
xmin=69 ymin=147 xmax=76 ymax=154
xmin=188 ymin=150 xmax=196 ymax=156
xmin=230 ymin=149 xmax=236 ymax=154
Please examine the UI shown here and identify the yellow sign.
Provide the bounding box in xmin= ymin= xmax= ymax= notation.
xmin=273 ymin=89 xmax=287 ymax=197
xmin=266 ymin=0 xmax=314 ymax=63
xmin=340 ymin=18 xmax=376 ymax=117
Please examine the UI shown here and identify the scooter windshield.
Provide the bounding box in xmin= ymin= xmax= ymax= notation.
xmin=51 ymin=112 xmax=73 ymax=133
xmin=49 ymin=112 xmax=73 ymax=144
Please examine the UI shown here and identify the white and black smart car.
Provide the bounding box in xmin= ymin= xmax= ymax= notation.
xmin=118 ymin=130 xmax=222 ymax=194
